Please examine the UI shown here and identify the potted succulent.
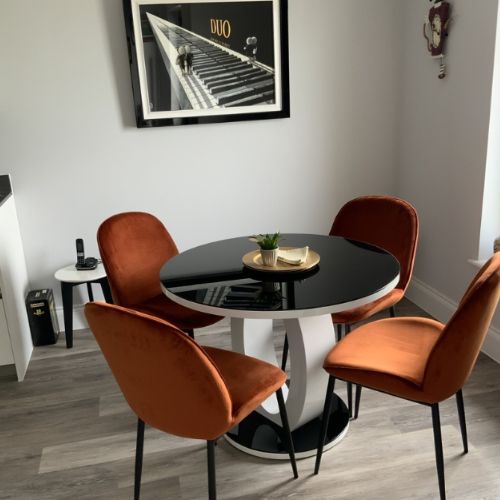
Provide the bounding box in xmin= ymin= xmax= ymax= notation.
xmin=249 ymin=232 xmax=281 ymax=267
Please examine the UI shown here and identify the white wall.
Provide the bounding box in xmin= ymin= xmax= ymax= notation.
xmin=0 ymin=0 xmax=402 ymax=320
xmin=480 ymin=0 xmax=500 ymax=262
xmin=397 ymin=0 xmax=500 ymax=360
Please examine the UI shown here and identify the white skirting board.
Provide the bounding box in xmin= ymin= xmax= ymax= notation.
xmin=407 ymin=277 xmax=500 ymax=365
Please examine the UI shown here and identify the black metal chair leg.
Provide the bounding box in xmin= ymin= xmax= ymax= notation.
xmin=281 ymin=334 xmax=289 ymax=371
xmin=335 ymin=324 xmax=343 ymax=343
xmin=134 ymin=418 xmax=145 ymax=500
xmin=314 ymin=376 xmax=336 ymax=475
xmin=276 ymin=388 xmax=298 ymax=478
xmin=390 ymin=305 xmax=396 ymax=318
xmin=344 ymin=324 xmax=352 ymax=417
xmin=207 ymin=440 xmax=217 ymax=500
xmin=185 ymin=329 xmax=195 ymax=339
xmin=456 ymin=390 xmax=468 ymax=454
xmin=431 ymin=404 xmax=446 ymax=500
xmin=347 ymin=382 xmax=353 ymax=418
xmin=354 ymin=385 xmax=362 ymax=419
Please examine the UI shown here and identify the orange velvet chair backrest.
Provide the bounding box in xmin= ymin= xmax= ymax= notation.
xmin=85 ymin=302 xmax=233 ymax=440
xmin=97 ymin=212 xmax=178 ymax=307
xmin=422 ymin=254 xmax=500 ymax=402
xmin=330 ymin=196 xmax=419 ymax=292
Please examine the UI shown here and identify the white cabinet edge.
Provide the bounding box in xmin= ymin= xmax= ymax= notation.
xmin=0 ymin=196 xmax=33 ymax=381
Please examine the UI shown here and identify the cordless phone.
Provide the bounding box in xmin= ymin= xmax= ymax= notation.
xmin=76 ymin=238 xmax=85 ymax=266
xmin=75 ymin=238 xmax=98 ymax=270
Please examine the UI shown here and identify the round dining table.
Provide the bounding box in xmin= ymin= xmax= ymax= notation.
xmin=160 ymin=234 xmax=400 ymax=459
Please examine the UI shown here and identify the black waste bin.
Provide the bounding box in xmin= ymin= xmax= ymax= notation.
xmin=26 ymin=289 xmax=59 ymax=346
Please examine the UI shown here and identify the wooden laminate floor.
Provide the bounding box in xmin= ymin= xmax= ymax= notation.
xmin=1 ymin=299 xmax=500 ymax=499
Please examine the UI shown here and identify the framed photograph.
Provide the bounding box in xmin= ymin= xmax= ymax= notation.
xmin=123 ymin=0 xmax=289 ymax=128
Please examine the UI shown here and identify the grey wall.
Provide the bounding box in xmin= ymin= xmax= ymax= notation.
xmin=0 ymin=0 xmax=402 ymax=313
xmin=397 ymin=0 xmax=500 ymax=353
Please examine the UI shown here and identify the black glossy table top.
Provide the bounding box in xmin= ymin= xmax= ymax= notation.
xmin=160 ymin=234 xmax=400 ymax=316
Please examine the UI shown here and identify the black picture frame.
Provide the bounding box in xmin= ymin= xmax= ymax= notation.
xmin=123 ymin=0 xmax=290 ymax=128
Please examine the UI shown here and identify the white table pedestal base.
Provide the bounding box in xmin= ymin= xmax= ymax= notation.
xmin=227 ymin=316 xmax=350 ymax=459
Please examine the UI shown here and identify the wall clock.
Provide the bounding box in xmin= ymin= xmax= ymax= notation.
xmin=423 ymin=1 xmax=451 ymax=79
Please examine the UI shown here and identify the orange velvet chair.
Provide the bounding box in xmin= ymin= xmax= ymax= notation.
xmin=332 ymin=195 xmax=418 ymax=417
xmin=281 ymin=196 xmax=418 ymax=417
xmin=315 ymin=254 xmax=500 ymax=500
xmin=85 ymin=302 xmax=297 ymax=500
xmin=97 ymin=212 xmax=221 ymax=338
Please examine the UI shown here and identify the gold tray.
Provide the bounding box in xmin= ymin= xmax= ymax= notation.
xmin=242 ymin=247 xmax=320 ymax=273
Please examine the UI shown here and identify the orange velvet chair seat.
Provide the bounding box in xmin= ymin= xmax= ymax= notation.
xmin=324 ymin=317 xmax=444 ymax=404
xmin=331 ymin=288 xmax=405 ymax=324
xmin=133 ymin=293 xmax=222 ymax=330
xmin=205 ymin=347 xmax=286 ymax=425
